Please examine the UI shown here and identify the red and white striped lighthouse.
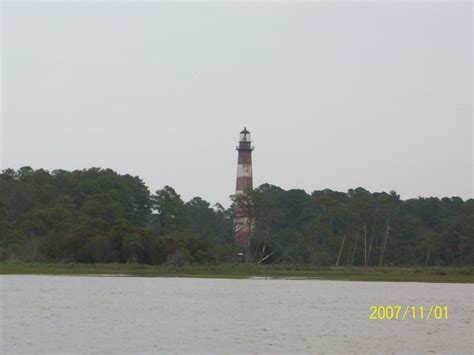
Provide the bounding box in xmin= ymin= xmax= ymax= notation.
xmin=234 ymin=127 xmax=255 ymax=248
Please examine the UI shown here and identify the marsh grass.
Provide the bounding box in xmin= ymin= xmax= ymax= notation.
xmin=1 ymin=262 xmax=473 ymax=283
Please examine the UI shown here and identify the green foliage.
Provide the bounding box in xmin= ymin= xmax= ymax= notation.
xmin=151 ymin=186 xmax=186 ymax=235
xmin=0 ymin=167 xmax=472 ymax=266
xmin=248 ymin=185 xmax=473 ymax=267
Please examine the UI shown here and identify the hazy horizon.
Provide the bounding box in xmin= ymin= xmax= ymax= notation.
xmin=2 ymin=1 xmax=472 ymax=206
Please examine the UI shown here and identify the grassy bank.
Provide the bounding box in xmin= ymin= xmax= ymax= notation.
xmin=1 ymin=262 xmax=473 ymax=283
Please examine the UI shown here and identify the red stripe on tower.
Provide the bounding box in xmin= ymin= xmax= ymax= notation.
xmin=234 ymin=127 xmax=255 ymax=248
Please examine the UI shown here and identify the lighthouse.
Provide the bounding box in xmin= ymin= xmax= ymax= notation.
xmin=234 ymin=127 xmax=255 ymax=248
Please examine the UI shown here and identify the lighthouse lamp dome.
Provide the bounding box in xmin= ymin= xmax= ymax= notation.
xmin=239 ymin=127 xmax=251 ymax=142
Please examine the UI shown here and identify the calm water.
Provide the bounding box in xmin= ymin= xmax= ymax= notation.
xmin=1 ymin=276 xmax=472 ymax=354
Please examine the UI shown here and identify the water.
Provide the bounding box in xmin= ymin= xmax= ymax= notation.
xmin=1 ymin=275 xmax=472 ymax=354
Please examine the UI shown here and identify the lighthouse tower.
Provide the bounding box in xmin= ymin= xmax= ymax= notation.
xmin=234 ymin=127 xmax=255 ymax=247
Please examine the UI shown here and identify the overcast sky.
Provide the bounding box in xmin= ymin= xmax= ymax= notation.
xmin=1 ymin=1 xmax=472 ymax=206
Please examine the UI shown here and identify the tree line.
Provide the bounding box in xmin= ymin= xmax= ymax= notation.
xmin=0 ymin=167 xmax=472 ymax=266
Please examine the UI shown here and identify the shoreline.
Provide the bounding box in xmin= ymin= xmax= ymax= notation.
xmin=1 ymin=262 xmax=473 ymax=283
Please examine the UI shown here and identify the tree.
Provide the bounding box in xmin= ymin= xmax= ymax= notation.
xmin=0 ymin=167 xmax=471 ymax=267
xmin=151 ymin=186 xmax=186 ymax=235
xmin=231 ymin=188 xmax=256 ymax=262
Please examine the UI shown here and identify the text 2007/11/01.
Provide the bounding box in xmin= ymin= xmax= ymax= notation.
xmin=369 ymin=305 xmax=449 ymax=320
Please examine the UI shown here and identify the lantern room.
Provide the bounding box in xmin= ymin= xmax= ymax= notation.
xmin=239 ymin=127 xmax=251 ymax=142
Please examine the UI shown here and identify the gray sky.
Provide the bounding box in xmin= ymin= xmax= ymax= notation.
xmin=2 ymin=1 xmax=472 ymax=206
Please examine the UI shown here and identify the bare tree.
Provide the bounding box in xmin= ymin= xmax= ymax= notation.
xmin=379 ymin=219 xmax=390 ymax=267
xmin=232 ymin=189 xmax=255 ymax=263
xmin=367 ymin=209 xmax=378 ymax=266
xmin=336 ymin=234 xmax=346 ymax=267
xmin=351 ymin=232 xmax=359 ymax=265
xmin=363 ymin=223 xmax=368 ymax=267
